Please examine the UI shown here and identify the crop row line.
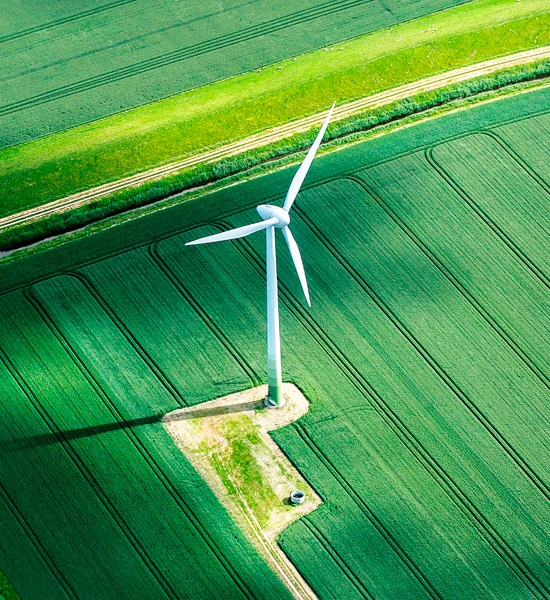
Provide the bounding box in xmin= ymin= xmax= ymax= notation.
xmin=67 ymin=271 xmax=188 ymax=407
xmin=227 ymin=229 xmax=442 ymax=600
xmin=348 ymin=175 xmax=550 ymax=390
xmin=149 ymin=241 xmax=262 ymax=387
xmin=481 ymin=130 xmax=550 ymax=198
xmin=25 ymin=285 xmax=256 ymax=600
xmin=425 ymin=148 xmax=550 ymax=290
xmin=0 ymin=0 xmax=139 ymax=45
xmin=1 ymin=1 xmax=269 ymax=83
xmin=290 ymin=210 xmax=550 ymax=599
xmin=23 ymin=286 xmax=181 ymax=599
xmin=301 ymin=517 xmax=375 ymax=600
xmin=297 ymin=429 xmax=443 ymax=600
xmin=0 ymin=347 xmax=77 ymax=599
xmin=0 ymin=0 xmax=373 ymax=117
xmin=347 ymin=173 xmax=550 ymax=490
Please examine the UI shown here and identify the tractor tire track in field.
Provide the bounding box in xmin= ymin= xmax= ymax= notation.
xmin=2 ymin=45 xmax=550 ymax=233
xmin=297 ymin=434 xmax=437 ymax=600
xmin=68 ymin=271 xmax=189 ymax=407
xmin=229 ymin=208 xmax=549 ymax=599
xmin=0 ymin=347 xmax=78 ymax=599
xmin=25 ymin=285 xmax=257 ymax=600
xmin=0 ymin=316 xmax=175 ymax=599
xmin=0 ymin=482 xmax=73 ymax=600
xmin=482 ymin=130 xmax=550 ymax=199
xmin=348 ymin=175 xmax=550 ymax=390
xmin=23 ymin=287 xmax=181 ymax=600
xmin=301 ymin=518 xmax=376 ymax=600
xmin=0 ymin=0 xmax=373 ymax=117
xmin=292 ymin=208 xmax=550 ymax=599
xmin=226 ymin=228 xmax=443 ymax=600
xmin=425 ymin=147 xmax=550 ymax=290
xmin=148 ymin=241 xmax=263 ymax=388
xmin=0 ymin=0 xmax=261 ymax=85
xmin=0 ymin=0 xmax=139 ymax=45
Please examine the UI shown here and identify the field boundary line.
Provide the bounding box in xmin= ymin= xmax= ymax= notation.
xmin=149 ymin=240 xmax=262 ymax=387
xmin=425 ymin=146 xmax=550 ymax=289
xmin=25 ymin=284 xmax=257 ymax=600
xmin=1 ymin=90 xmax=548 ymax=295
xmin=2 ymin=102 xmax=550 ymax=295
xmin=22 ymin=287 xmax=182 ymax=599
xmin=66 ymin=271 xmax=188 ymax=407
xmin=0 ymin=0 xmax=139 ymax=45
xmin=301 ymin=518 xmax=375 ymax=599
xmin=3 ymin=45 xmax=550 ymax=232
xmin=350 ymin=176 xmax=550 ymax=389
xmin=0 ymin=0 xmax=373 ymax=118
xmin=287 ymin=206 xmax=550 ymax=599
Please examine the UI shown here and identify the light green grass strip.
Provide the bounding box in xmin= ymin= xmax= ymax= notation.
xmin=0 ymin=0 xmax=549 ymax=213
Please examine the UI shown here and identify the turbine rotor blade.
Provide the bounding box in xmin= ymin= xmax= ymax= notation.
xmin=283 ymin=101 xmax=336 ymax=212
xmin=186 ymin=217 xmax=279 ymax=245
xmin=282 ymin=226 xmax=310 ymax=307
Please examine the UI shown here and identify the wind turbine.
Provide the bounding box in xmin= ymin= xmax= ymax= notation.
xmin=186 ymin=102 xmax=335 ymax=407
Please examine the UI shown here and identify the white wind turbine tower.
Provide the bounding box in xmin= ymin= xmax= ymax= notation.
xmin=186 ymin=102 xmax=335 ymax=407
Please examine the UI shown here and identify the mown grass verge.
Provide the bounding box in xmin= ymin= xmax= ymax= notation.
xmin=1 ymin=59 xmax=549 ymax=255
xmin=0 ymin=0 xmax=549 ymax=215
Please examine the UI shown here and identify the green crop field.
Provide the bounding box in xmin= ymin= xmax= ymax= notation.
xmin=1 ymin=0 xmax=549 ymax=221
xmin=0 ymin=83 xmax=548 ymax=598
xmin=0 ymin=0 xmax=474 ymax=149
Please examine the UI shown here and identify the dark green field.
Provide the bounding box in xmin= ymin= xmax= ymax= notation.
xmin=0 ymin=0 xmax=473 ymax=148
xmin=0 ymin=86 xmax=548 ymax=598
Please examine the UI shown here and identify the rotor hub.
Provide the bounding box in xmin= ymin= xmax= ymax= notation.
xmin=257 ymin=204 xmax=290 ymax=228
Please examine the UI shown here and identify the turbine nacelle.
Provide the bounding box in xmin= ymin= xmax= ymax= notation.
xmin=256 ymin=204 xmax=290 ymax=228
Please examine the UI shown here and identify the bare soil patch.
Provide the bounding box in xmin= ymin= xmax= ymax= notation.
xmin=164 ymin=383 xmax=320 ymax=600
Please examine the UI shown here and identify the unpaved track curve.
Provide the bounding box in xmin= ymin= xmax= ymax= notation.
xmin=2 ymin=45 xmax=549 ymax=232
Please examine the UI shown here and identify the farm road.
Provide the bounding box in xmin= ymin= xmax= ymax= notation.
xmin=2 ymin=44 xmax=549 ymax=232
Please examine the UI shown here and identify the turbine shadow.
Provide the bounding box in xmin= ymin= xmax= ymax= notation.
xmin=2 ymin=414 xmax=162 ymax=451
xmin=164 ymin=399 xmax=264 ymax=422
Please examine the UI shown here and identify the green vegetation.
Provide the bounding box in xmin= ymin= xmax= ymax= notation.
xmin=0 ymin=85 xmax=548 ymax=597
xmin=0 ymin=572 xmax=19 ymax=600
xmin=0 ymin=0 xmax=548 ymax=217
xmin=210 ymin=417 xmax=282 ymax=527
xmin=2 ymin=61 xmax=549 ymax=253
xmin=0 ymin=0 xmax=473 ymax=149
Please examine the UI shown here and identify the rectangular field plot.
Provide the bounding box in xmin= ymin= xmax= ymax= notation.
xmin=362 ymin=151 xmax=550 ymax=380
xmin=429 ymin=132 xmax=550 ymax=278
xmin=0 ymin=286 xmax=292 ymax=599
xmin=493 ymin=112 xmax=550 ymax=186
xmin=80 ymin=246 xmax=250 ymax=404
xmin=295 ymin=179 xmax=549 ymax=487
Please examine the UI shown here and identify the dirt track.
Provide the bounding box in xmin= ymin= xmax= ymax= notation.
xmin=2 ymin=44 xmax=549 ymax=232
